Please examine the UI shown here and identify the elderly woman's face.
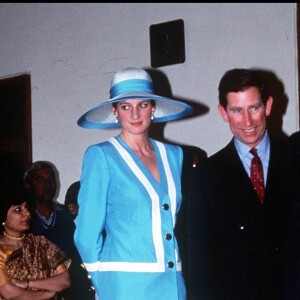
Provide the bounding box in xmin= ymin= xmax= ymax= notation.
xmin=5 ymin=202 xmax=31 ymax=234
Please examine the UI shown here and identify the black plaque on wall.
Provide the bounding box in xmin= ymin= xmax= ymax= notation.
xmin=150 ymin=19 xmax=185 ymax=68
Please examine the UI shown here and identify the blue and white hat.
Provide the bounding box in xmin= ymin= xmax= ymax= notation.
xmin=77 ymin=67 xmax=193 ymax=129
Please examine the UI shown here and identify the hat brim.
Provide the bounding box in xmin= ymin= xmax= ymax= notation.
xmin=77 ymin=92 xmax=193 ymax=129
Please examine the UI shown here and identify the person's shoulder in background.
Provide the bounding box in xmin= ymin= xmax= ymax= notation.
xmin=288 ymin=131 xmax=300 ymax=179
xmin=289 ymin=130 xmax=300 ymax=140
xmin=180 ymin=145 xmax=207 ymax=170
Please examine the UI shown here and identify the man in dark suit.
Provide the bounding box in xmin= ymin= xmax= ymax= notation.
xmin=190 ymin=69 xmax=292 ymax=300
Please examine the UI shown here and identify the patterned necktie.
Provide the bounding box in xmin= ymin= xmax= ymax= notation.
xmin=250 ymin=148 xmax=265 ymax=203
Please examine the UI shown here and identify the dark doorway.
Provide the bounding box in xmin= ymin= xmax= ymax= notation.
xmin=0 ymin=74 xmax=32 ymax=192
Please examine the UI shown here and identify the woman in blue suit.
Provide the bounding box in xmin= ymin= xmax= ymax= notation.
xmin=74 ymin=67 xmax=193 ymax=300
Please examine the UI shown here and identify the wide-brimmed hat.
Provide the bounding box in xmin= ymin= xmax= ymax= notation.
xmin=77 ymin=67 xmax=193 ymax=129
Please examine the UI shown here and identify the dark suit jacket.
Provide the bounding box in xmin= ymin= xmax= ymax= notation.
xmin=289 ymin=131 xmax=300 ymax=181
xmin=175 ymin=145 xmax=207 ymax=299
xmin=189 ymin=135 xmax=292 ymax=300
xmin=283 ymin=131 xmax=300 ymax=299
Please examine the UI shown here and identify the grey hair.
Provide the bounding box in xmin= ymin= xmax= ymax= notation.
xmin=24 ymin=161 xmax=55 ymax=184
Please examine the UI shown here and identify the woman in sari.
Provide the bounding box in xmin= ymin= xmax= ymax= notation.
xmin=0 ymin=187 xmax=71 ymax=300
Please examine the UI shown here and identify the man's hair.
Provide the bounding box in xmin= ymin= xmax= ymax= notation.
xmin=218 ymin=68 xmax=270 ymax=108
xmin=24 ymin=161 xmax=55 ymax=184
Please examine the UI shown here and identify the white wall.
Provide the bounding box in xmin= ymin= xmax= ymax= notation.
xmin=0 ymin=3 xmax=298 ymax=202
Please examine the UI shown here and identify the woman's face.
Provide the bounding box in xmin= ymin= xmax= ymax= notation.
xmin=113 ymin=99 xmax=155 ymax=135
xmin=4 ymin=202 xmax=31 ymax=235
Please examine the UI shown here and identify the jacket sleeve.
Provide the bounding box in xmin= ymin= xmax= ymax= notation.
xmin=74 ymin=144 xmax=109 ymax=291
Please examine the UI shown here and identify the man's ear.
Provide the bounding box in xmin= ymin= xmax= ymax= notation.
xmin=265 ymin=96 xmax=273 ymax=117
xmin=218 ymin=104 xmax=229 ymax=123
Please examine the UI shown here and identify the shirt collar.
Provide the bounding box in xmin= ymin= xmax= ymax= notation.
xmin=234 ymin=131 xmax=270 ymax=160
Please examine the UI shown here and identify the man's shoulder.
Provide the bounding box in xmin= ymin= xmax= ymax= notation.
xmin=289 ymin=131 xmax=300 ymax=147
xmin=289 ymin=131 xmax=300 ymax=140
xmin=195 ymin=140 xmax=238 ymax=178
xmin=269 ymin=134 xmax=289 ymax=152
xmin=54 ymin=202 xmax=68 ymax=211
xmin=208 ymin=140 xmax=235 ymax=162
xmin=53 ymin=203 xmax=73 ymax=219
xmin=180 ymin=144 xmax=207 ymax=159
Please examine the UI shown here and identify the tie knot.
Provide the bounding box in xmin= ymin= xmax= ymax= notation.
xmin=250 ymin=148 xmax=258 ymax=157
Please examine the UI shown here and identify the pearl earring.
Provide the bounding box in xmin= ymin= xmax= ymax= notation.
xmin=2 ymin=222 xmax=5 ymax=226
xmin=114 ymin=115 xmax=119 ymax=123
xmin=151 ymin=112 xmax=155 ymax=120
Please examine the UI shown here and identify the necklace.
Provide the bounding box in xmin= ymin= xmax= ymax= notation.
xmin=3 ymin=231 xmax=25 ymax=241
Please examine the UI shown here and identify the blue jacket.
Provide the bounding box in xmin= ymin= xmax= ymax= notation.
xmin=74 ymin=135 xmax=186 ymax=300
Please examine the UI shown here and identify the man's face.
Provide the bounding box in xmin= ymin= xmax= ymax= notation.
xmin=27 ymin=168 xmax=57 ymax=203
xmin=218 ymin=86 xmax=273 ymax=148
